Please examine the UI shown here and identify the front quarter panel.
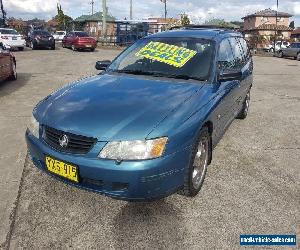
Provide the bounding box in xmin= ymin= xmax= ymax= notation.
xmin=147 ymin=83 xmax=220 ymax=156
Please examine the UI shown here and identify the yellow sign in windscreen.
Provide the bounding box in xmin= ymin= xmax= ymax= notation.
xmin=136 ymin=41 xmax=197 ymax=68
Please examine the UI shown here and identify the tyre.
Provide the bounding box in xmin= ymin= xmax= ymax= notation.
xmin=31 ymin=42 xmax=36 ymax=50
xmin=181 ymin=127 xmax=210 ymax=197
xmin=236 ymin=91 xmax=250 ymax=119
xmin=18 ymin=47 xmax=24 ymax=51
xmin=90 ymin=48 xmax=95 ymax=52
xmin=62 ymin=43 xmax=65 ymax=48
xmin=297 ymin=53 xmax=300 ymax=61
xmin=8 ymin=61 xmax=17 ymax=81
xmin=278 ymin=51 xmax=284 ymax=58
xmin=51 ymin=44 xmax=55 ymax=50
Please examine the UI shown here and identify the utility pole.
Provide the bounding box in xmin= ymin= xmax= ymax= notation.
xmin=130 ymin=0 xmax=133 ymax=20
xmin=0 ymin=0 xmax=6 ymax=27
xmin=102 ymin=0 xmax=107 ymax=39
xmin=274 ymin=0 xmax=279 ymax=55
xmin=90 ymin=0 xmax=95 ymax=15
xmin=164 ymin=0 xmax=167 ymax=21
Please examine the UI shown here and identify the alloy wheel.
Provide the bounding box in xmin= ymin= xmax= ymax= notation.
xmin=244 ymin=92 xmax=250 ymax=114
xmin=192 ymin=136 xmax=209 ymax=190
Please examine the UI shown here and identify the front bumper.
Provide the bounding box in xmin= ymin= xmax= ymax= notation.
xmin=35 ymin=39 xmax=55 ymax=47
xmin=25 ymin=131 xmax=191 ymax=201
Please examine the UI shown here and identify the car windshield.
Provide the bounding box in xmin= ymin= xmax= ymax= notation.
xmin=108 ymin=37 xmax=215 ymax=81
xmin=75 ymin=32 xmax=89 ymax=37
xmin=0 ymin=29 xmax=19 ymax=35
xmin=56 ymin=32 xmax=65 ymax=35
xmin=34 ymin=31 xmax=50 ymax=36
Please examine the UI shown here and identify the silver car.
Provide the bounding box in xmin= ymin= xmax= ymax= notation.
xmin=279 ymin=42 xmax=300 ymax=61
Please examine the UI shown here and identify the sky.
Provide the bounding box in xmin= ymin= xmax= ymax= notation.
xmin=4 ymin=0 xmax=300 ymax=26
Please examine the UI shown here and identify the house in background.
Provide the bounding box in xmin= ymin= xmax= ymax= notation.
xmin=291 ymin=27 xmax=300 ymax=40
xmin=74 ymin=12 xmax=116 ymax=38
xmin=242 ymin=8 xmax=293 ymax=40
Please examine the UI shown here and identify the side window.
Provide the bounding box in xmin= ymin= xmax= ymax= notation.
xmin=239 ymin=38 xmax=250 ymax=62
xmin=218 ymin=39 xmax=235 ymax=70
xmin=228 ymin=37 xmax=245 ymax=69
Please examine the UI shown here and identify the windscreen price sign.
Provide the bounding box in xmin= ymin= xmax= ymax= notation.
xmin=136 ymin=41 xmax=197 ymax=68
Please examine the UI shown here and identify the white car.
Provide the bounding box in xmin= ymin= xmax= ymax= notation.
xmin=53 ymin=31 xmax=66 ymax=41
xmin=0 ymin=28 xmax=26 ymax=51
xmin=263 ymin=41 xmax=290 ymax=53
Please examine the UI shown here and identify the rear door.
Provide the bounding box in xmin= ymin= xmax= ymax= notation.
xmin=227 ymin=37 xmax=248 ymax=118
xmin=237 ymin=37 xmax=253 ymax=105
xmin=214 ymin=38 xmax=239 ymax=137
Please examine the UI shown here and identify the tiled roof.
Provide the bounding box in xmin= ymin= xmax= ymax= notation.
xmin=74 ymin=12 xmax=116 ymax=22
xmin=291 ymin=27 xmax=300 ymax=34
xmin=245 ymin=24 xmax=293 ymax=31
xmin=242 ymin=8 xmax=292 ymax=19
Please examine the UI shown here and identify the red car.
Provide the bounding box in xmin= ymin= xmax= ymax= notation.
xmin=0 ymin=48 xmax=17 ymax=82
xmin=62 ymin=31 xmax=97 ymax=52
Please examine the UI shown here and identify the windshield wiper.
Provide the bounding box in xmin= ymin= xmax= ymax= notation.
xmin=115 ymin=69 xmax=156 ymax=76
xmin=162 ymin=74 xmax=207 ymax=82
xmin=115 ymin=70 xmax=206 ymax=81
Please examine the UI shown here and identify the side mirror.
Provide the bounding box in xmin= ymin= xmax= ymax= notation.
xmin=95 ymin=60 xmax=111 ymax=70
xmin=218 ymin=71 xmax=242 ymax=82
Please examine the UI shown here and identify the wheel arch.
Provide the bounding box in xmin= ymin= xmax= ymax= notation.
xmin=201 ymin=120 xmax=213 ymax=165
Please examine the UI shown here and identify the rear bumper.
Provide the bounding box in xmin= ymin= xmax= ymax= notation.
xmin=25 ymin=131 xmax=191 ymax=201
xmin=74 ymin=43 xmax=97 ymax=49
xmin=2 ymin=40 xmax=26 ymax=48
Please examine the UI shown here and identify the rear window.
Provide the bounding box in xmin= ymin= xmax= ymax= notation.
xmin=33 ymin=31 xmax=50 ymax=36
xmin=56 ymin=32 xmax=65 ymax=35
xmin=75 ymin=32 xmax=89 ymax=37
xmin=0 ymin=29 xmax=19 ymax=35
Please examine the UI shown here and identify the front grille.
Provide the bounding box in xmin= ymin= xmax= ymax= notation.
xmin=43 ymin=126 xmax=97 ymax=154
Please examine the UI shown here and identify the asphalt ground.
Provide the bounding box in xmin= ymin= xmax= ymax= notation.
xmin=0 ymin=45 xmax=299 ymax=249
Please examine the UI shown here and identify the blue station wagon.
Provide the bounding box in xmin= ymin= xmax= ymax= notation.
xmin=26 ymin=27 xmax=253 ymax=201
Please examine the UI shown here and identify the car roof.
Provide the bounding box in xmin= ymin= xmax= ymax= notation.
xmin=147 ymin=27 xmax=242 ymax=41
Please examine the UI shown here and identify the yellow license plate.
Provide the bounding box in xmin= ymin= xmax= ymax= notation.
xmin=45 ymin=156 xmax=79 ymax=183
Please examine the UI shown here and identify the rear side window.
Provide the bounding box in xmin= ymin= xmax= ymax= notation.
xmin=239 ymin=38 xmax=251 ymax=62
xmin=228 ymin=37 xmax=245 ymax=69
xmin=218 ymin=39 xmax=235 ymax=70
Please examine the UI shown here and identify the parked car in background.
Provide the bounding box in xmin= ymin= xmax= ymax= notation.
xmin=53 ymin=31 xmax=66 ymax=41
xmin=26 ymin=27 xmax=253 ymax=201
xmin=0 ymin=47 xmax=17 ymax=82
xmin=26 ymin=30 xmax=55 ymax=50
xmin=263 ymin=41 xmax=290 ymax=52
xmin=62 ymin=31 xmax=97 ymax=51
xmin=279 ymin=42 xmax=300 ymax=60
xmin=0 ymin=28 xmax=26 ymax=51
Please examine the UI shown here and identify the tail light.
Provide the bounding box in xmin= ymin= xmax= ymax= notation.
xmin=1 ymin=36 xmax=9 ymax=40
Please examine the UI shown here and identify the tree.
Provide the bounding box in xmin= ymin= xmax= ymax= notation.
xmin=289 ymin=21 xmax=295 ymax=29
xmin=180 ymin=14 xmax=190 ymax=26
xmin=55 ymin=4 xmax=73 ymax=31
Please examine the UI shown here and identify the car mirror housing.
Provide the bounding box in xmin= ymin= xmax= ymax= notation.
xmin=218 ymin=70 xmax=242 ymax=82
xmin=95 ymin=60 xmax=111 ymax=70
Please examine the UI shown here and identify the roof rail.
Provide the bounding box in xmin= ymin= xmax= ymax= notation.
xmin=169 ymin=25 xmax=238 ymax=31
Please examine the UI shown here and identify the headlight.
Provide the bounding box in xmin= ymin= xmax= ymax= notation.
xmin=28 ymin=114 xmax=39 ymax=138
xmin=99 ymin=137 xmax=168 ymax=160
